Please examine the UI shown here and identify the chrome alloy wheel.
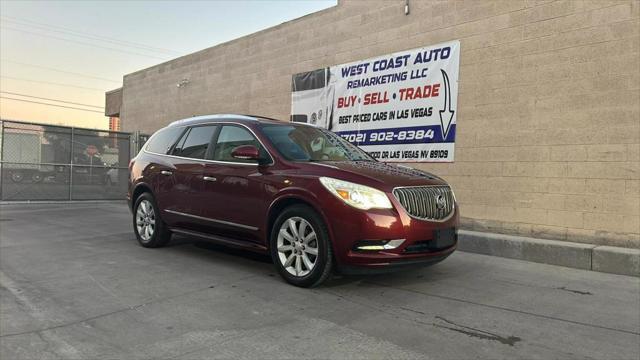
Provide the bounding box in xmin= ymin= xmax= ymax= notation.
xmin=136 ymin=199 xmax=156 ymax=242
xmin=277 ymin=217 xmax=319 ymax=277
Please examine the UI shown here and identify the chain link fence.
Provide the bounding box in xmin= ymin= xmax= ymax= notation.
xmin=0 ymin=119 xmax=147 ymax=201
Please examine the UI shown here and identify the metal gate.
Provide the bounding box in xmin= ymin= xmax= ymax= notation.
xmin=0 ymin=119 xmax=146 ymax=201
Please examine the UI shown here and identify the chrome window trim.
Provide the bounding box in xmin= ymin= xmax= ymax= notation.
xmin=144 ymin=121 xmax=275 ymax=167
xmin=164 ymin=209 xmax=258 ymax=231
xmin=392 ymin=185 xmax=456 ymax=223
xmin=306 ymin=162 xmax=339 ymax=169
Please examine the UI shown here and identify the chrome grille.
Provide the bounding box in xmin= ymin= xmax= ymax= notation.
xmin=392 ymin=186 xmax=455 ymax=221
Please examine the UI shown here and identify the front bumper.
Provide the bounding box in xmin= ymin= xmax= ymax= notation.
xmin=316 ymin=187 xmax=460 ymax=270
xmin=336 ymin=247 xmax=456 ymax=275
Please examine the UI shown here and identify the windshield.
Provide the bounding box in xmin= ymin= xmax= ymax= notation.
xmin=261 ymin=125 xmax=373 ymax=162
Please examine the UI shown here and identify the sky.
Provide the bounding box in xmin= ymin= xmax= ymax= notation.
xmin=0 ymin=0 xmax=337 ymax=129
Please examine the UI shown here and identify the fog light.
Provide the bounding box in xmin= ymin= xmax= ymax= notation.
xmin=354 ymin=239 xmax=405 ymax=251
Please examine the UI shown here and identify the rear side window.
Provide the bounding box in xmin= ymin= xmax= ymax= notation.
xmin=173 ymin=125 xmax=216 ymax=159
xmin=145 ymin=127 xmax=184 ymax=154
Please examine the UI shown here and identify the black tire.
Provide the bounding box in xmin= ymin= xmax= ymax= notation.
xmin=133 ymin=192 xmax=171 ymax=248
xmin=270 ymin=204 xmax=333 ymax=288
xmin=31 ymin=173 xmax=43 ymax=183
xmin=10 ymin=172 xmax=24 ymax=183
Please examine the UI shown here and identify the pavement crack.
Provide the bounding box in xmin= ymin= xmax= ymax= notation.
xmin=34 ymin=331 xmax=55 ymax=357
xmin=433 ymin=316 xmax=522 ymax=347
xmin=496 ymin=278 xmax=595 ymax=296
xmin=399 ymin=306 xmax=427 ymax=315
xmin=87 ymin=273 xmax=129 ymax=305
xmin=556 ymin=286 xmax=593 ymax=295
xmin=325 ymin=288 xmax=524 ymax=349
xmin=364 ymin=280 xmax=640 ymax=336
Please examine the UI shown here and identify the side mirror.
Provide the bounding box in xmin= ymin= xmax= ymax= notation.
xmin=231 ymin=145 xmax=260 ymax=162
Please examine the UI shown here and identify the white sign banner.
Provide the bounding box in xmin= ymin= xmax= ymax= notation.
xmin=290 ymin=40 xmax=460 ymax=162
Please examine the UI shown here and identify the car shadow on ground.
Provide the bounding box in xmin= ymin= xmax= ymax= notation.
xmin=163 ymin=234 xmax=443 ymax=288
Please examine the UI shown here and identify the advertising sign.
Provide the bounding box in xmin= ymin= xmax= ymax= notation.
xmin=290 ymin=40 xmax=460 ymax=162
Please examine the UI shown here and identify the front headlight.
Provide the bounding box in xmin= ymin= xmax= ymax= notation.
xmin=319 ymin=177 xmax=392 ymax=210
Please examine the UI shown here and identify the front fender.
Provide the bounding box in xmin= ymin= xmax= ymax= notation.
xmin=264 ymin=184 xmax=335 ymax=250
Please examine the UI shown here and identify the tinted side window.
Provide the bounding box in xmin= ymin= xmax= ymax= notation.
xmin=145 ymin=127 xmax=184 ymax=154
xmin=173 ymin=125 xmax=216 ymax=159
xmin=170 ymin=129 xmax=189 ymax=156
xmin=213 ymin=126 xmax=261 ymax=163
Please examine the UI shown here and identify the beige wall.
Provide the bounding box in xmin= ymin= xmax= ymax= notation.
xmin=120 ymin=0 xmax=640 ymax=247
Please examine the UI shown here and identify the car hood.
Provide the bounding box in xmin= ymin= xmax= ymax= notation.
xmin=311 ymin=161 xmax=448 ymax=190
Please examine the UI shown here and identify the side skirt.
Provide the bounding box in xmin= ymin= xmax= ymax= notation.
xmin=170 ymin=227 xmax=268 ymax=254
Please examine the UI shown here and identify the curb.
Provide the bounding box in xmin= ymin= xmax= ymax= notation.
xmin=458 ymin=230 xmax=640 ymax=277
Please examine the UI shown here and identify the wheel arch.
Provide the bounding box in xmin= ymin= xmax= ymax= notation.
xmin=265 ymin=193 xmax=333 ymax=251
xmin=131 ymin=182 xmax=153 ymax=206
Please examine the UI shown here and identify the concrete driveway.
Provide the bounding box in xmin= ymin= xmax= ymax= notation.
xmin=1 ymin=202 xmax=638 ymax=359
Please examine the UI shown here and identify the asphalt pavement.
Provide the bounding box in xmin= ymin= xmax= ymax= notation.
xmin=1 ymin=202 xmax=638 ymax=359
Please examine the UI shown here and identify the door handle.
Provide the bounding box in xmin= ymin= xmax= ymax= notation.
xmin=160 ymin=170 xmax=173 ymax=176
xmin=203 ymin=176 xmax=217 ymax=182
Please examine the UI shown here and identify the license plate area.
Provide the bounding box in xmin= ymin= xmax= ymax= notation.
xmin=430 ymin=228 xmax=457 ymax=250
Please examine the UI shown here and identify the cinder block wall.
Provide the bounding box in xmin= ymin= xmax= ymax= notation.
xmin=120 ymin=0 xmax=640 ymax=247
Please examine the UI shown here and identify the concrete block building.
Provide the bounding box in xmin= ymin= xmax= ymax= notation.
xmin=106 ymin=0 xmax=640 ymax=248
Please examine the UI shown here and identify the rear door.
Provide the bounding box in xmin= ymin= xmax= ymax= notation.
xmin=160 ymin=125 xmax=217 ymax=229
xmin=200 ymin=124 xmax=271 ymax=242
xmin=144 ymin=126 xmax=186 ymax=215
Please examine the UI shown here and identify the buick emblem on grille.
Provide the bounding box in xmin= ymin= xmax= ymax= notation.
xmin=393 ymin=186 xmax=453 ymax=221
xmin=435 ymin=195 xmax=446 ymax=210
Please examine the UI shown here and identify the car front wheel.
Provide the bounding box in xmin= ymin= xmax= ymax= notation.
xmin=133 ymin=192 xmax=171 ymax=248
xmin=270 ymin=205 xmax=333 ymax=287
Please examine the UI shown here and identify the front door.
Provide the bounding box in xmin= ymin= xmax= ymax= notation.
xmin=200 ymin=125 xmax=271 ymax=243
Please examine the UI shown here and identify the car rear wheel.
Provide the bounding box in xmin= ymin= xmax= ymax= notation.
xmin=133 ymin=193 xmax=171 ymax=248
xmin=270 ymin=205 xmax=333 ymax=287
xmin=31 ymin=173 xmax=43 ymax=183
xmin=10 ymin=172 xmax=24 ymax=183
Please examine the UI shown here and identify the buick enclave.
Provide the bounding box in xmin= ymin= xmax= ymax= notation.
xmin=128 ymin=114 xmax=458 ymax=287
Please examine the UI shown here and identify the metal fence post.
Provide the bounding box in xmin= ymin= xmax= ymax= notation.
xmin=133 ymin=130 xmax=139 ymax=156
xmin=0 ymin=120 xmax=4 ymax=201
xmin=69 ymin=127 xmax=74 ymax=201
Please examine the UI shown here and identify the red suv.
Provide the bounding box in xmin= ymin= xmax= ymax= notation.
xmin=128 ymin=114 xmax=458 ymax=287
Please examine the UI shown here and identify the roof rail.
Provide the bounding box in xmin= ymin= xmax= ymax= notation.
xmin=168 ymin=114 xmax=258 ymax=127
xmin=240 ymin=114 xmax=281 ymax=122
